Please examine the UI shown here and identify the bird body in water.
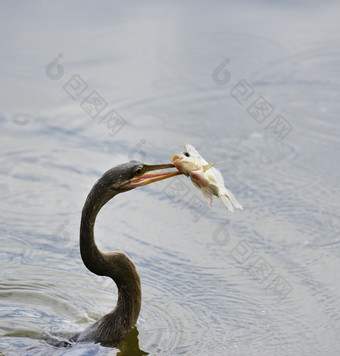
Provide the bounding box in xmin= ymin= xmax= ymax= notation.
xmin=73 ymin=161 xmax=180 ymax=346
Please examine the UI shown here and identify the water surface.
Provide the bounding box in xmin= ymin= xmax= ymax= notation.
xmin=1 ymin=1 xmax=340 ymax=355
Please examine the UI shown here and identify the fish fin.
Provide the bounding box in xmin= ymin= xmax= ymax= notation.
xmin=185 ymin=143 xmax=199 ymax=155
xmin=211 ymin=167 xmax=225 ymax=185
xmin=201 ymin=186 xmax=214 ymax=207
xmin=221 ymin=188 xmax=243 ymax=210
xmin=203 ymin=162 xmax=217 ymax=172
xmin=189 ymin=177 xmax=213 ymax=206
xmin=190 ymin=179 xmax=202 ymax=191
xmin=218 ymin=195 xmax=234 ymax=212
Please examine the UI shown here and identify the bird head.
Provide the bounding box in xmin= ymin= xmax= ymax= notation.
xmin=105 ymin=161 xmax=180 ymax=193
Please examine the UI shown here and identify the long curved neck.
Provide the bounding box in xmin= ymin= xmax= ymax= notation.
xmin=78 ymin=176 xmax=141 ymax=345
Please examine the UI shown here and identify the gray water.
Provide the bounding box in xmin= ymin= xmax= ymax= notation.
xmin=1 ymin=1 xmax=340 ymax=355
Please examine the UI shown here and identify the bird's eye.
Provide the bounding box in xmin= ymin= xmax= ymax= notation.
xmin=134 ymin=166 xmax=143 ymax=176
xmin=184 ymin=152 xmax=190 ymax=157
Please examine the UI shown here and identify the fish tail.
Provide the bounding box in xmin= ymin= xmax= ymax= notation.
xmin=219 ymin=188 xmax=243 ymax=211
xmin=218 ymin=195 xmax=234 ymax=212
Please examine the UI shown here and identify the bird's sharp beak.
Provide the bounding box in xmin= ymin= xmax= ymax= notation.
xmin=130 ymin=163 xmax=181 ymax=187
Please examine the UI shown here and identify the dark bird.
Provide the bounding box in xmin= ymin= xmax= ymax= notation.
xmin=73 ymin=161 xmax=180 ymax=346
